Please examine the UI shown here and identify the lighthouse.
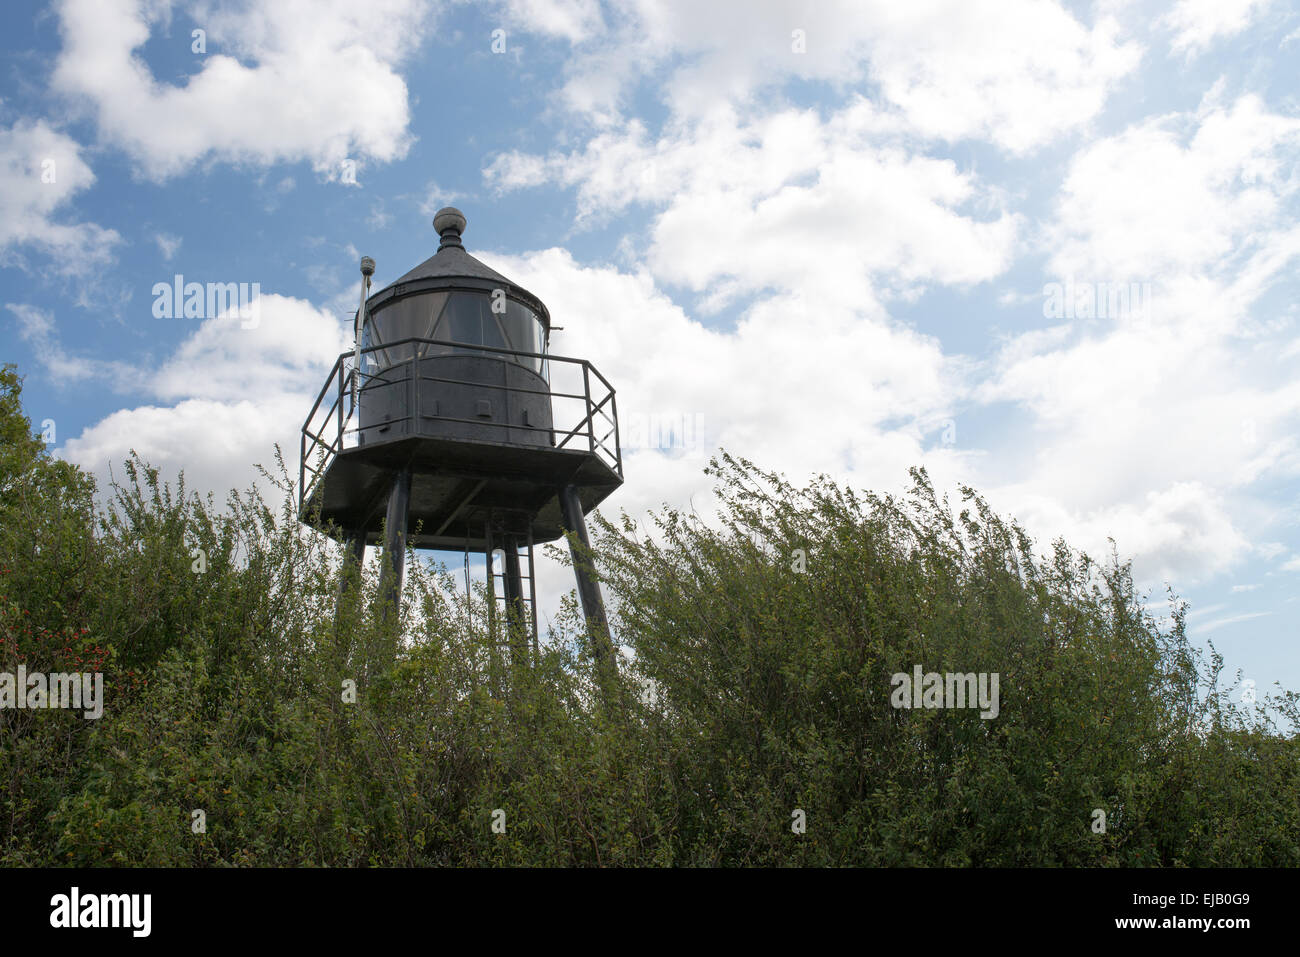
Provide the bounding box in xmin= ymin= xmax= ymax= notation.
xmin=299 ymin=208 xmax=622 ymax=677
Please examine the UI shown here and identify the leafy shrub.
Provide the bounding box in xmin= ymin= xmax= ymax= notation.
xmin=0 ymin=364 xmax=1295 ymax=866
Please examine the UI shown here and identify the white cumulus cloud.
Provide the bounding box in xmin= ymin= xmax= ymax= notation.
xmin=0 ymin=119 xmax=120 ymax=273
xmin=51 ymin=0 xmax=435 ymax=181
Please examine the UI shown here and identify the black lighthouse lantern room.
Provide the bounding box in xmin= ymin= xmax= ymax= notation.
xmin=299 ymin=207 xmax=623 ymax=659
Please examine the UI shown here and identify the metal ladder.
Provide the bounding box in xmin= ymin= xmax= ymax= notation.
xmin=485 ymin=522 xmax=539 ymax=658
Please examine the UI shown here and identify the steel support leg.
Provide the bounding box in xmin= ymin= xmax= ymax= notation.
xmin=336 ymin=528 xmax=366 ymax=605
xmin=333 ymin=528 xmax=367 ymax=647
xmin=485 ymin=520 xmax=501 ymax=698
xmin=380 ymin=467 xmax=412 ymax=619
xmin=558 ymin=484 xmax=617 ymax=688
xmin=501 ymin=534 xmax=528 ymax=668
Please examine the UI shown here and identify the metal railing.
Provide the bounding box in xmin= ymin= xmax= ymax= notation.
xmin=299 ymin=337 xmax=621 ymax=513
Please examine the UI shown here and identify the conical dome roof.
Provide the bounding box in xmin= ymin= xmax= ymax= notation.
xmin=390 ymin=242 xmax=516 ymax=287
xmin=366 ymin=208 xmax=550 ymax=325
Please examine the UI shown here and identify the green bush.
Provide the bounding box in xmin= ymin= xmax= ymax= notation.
xmin=0 ymin=363 xmax=1295 ymax=866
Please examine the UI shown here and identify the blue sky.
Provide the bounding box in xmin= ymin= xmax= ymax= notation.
xmin=2 ymin=0 xmax=1299 ymax=700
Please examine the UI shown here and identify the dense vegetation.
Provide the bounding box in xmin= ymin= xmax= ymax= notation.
xmin=1 ymin=363 xmax=1297 ymax=866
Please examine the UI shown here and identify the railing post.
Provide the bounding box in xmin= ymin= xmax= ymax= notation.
xmin=503 ymin=349 xmax=511 ymax=443
xmin=409 ymin=354 xmax=418 ymax=436
xmin=299 ymin=431 xmax=306 ymax=512
xmin=610 ymin=392 xmax=622 ymax=476
xmin=583 ymin=363 xmax=594 ymax=453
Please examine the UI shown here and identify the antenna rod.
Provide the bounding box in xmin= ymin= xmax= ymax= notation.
xmin=353 ymin=256 xmax=375 ymax=411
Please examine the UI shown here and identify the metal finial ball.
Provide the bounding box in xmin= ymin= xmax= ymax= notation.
xmin=433 ymin=207 xmax=467 ymax=236
xmin=359 ymin=256 xmax=376 ymax=277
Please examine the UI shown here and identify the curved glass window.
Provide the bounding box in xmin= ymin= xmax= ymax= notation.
xmin=360 ymin=292 xmax=448 ymax=372
xmin=437 ymin=292 xmax=507 ymax=350
xmin=499 ymin=299 xmax=546 ymax=368
xmin=363 ymin=289 xmax=548 ymax=376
